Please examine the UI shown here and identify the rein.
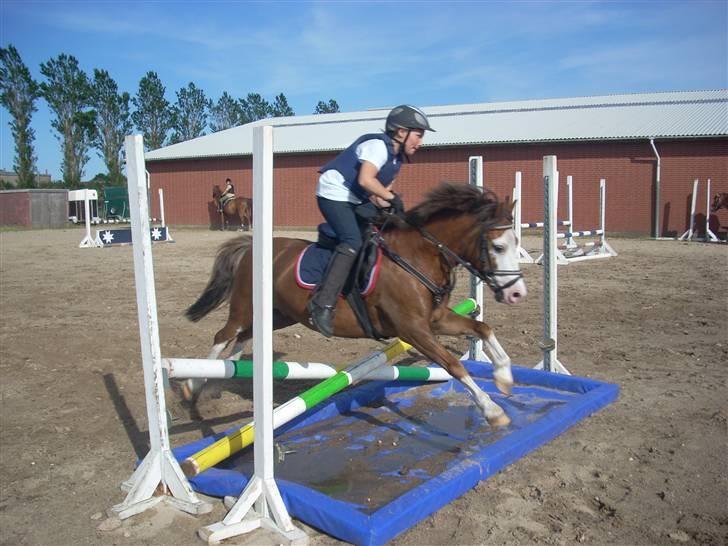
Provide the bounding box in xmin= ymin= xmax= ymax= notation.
xmin=374 ymin=212 xmax=523 ymax=304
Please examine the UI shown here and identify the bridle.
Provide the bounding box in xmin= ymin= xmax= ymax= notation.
xmin=419 ymin=222 xmax=523 ymax=300
xmin=374 ymin=213 xmax=523 ymax=304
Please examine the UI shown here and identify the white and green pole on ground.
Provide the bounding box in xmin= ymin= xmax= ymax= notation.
xmin=165 ymin=358 xmax=453 ymax=382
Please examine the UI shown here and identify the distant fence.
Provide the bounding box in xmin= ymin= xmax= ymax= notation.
xmin=0 ymin=189 xmax=68 ymax=228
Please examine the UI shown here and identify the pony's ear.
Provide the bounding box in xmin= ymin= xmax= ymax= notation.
xmin=502 ymin=194 xmax=515 ymax=213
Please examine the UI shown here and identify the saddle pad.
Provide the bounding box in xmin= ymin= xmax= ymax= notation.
xmin=295 ymin=244 xmax=382 ymax=297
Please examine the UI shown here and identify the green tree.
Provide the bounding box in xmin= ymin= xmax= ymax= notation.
xmin=239 ymin=93 xmax=271 ymax=123
xmin=91 ymin=69 xmax=132 ymax=186
xmin=131 ymin=71 xmax=172 ymax=150
xmin=314 ymin=99 xmax=340 ymax=114
xmin=170 ymin=82 xmax=210 ymax=144
xmin=209 ymin=91 xmax=241 ymax=132
xmin=271 ymin=93 xmax=294 ymax=117
xmin=0 ymin=45 xmax=40 ymax=188
xmin=40 ymin=53 xmax=94 ymax=188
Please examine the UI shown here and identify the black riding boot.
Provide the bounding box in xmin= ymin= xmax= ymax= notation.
xmin=308 ymin=244 xmax=357 ymax=338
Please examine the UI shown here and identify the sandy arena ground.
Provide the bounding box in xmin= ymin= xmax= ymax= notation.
xmin=0 ymin=226 xmax=726 ymax=546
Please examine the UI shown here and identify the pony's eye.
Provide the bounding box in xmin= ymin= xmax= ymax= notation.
xmin=493 ymin=244 xmax=505 ymax=254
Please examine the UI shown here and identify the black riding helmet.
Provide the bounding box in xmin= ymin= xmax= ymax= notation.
xmin=385 ymin=105 xmax=436 ymax=133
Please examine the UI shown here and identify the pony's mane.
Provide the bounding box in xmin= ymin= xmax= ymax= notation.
xmin=401 ymin=182 xmax=511 ymax=229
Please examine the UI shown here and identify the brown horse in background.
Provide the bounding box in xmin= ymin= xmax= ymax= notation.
xmin=711 ymin=192 xmax=728 ymax=213
xmin=185 ymin=183 xmax=527 ymax=427
xmin=212 ymin=185 xmax=252 ymax=231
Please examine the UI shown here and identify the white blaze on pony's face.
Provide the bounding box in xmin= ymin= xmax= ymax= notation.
xmin=488 ymin=228 xmax=527 ymax=305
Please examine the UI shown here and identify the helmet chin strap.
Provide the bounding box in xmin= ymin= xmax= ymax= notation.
xmin=393 ymin=129 xmax=412 ymax=163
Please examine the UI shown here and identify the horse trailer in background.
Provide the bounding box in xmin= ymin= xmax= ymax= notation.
xmin=102 ymin=186 xmax=130 ymax=221
xmin=68 ymin=189 xmax=101 ymax=224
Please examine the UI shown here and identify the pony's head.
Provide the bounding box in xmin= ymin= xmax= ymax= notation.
xmin=404 ymin=183 xmax=526 ymax=305
xmin=212 ymin=185 xmax=222 ymax=199
xmin=712 ymin=192 xmax=728 ymax=213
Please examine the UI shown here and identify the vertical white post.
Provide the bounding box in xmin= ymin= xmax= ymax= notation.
xmin=158 ymin=188 xmax=166 ymax=228
xmin=536 ymin=156 xmax=569 ymax=374
xmin=565 ymin=176 xmax=576 ymax=248
xmin=78 ymin=190 xmax=99 ymax=248
xmin=111 ymin=135 xmax=211 ymax=519
xmin=200 ymin=126 xmax=306 ymax=545
xmin=253 ymin=125 xmax=275 ymax=496
xmin=679 ymin=179 xmax=699 ymax=241
xmin=513 ymin=171 xmax=522 ymax=244
xmin=599 ymin=179 xmax=606 ymax=246
xmin=513 ymin=171 xmax=533 ymax=263
xmin=706 ymin=178 xmax=719 ymax=242
xmin=467 ymin=156 xmax=486 ymax=362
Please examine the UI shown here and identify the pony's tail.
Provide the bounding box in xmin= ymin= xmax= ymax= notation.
xmin=185 ymin=236 xmax=252 ymax=322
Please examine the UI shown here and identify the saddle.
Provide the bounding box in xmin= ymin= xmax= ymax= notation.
xmin=220 ymin=194 xmax=234 ymax=208
xmin=296 ymin=222 xmax=386 ymax=339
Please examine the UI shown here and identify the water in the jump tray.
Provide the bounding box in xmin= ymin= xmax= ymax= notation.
xmin=221 ymin=380 xmax=571 ymax=512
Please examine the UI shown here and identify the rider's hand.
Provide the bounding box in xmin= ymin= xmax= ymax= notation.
xmin=388 ymin=193 xmax=405 ymax=215
xmin=371 ymin=195 xmax=391 ymax=209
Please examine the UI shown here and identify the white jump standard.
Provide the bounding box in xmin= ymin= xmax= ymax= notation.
xmin=95 ymin=188 xmax=174 ymax=247
xmin=513 ymin=171 xmax=575 ymax=263
xmin=535 ymin=156 xmax=569 ymax=375
xmin=110 ymin=135 xmax=212 ymax=519
xmin=535 ymin=177 xmax=617 ymax=265
xmin=679 ymin=178 xmax=721 ymax=243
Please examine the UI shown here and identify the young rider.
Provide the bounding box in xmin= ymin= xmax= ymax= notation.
xmin=219 ymin=178 xmax=235 ymax=211
xmin=308 ymin=104 xmax=435 ymax=337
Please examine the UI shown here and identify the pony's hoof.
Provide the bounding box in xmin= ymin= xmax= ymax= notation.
xmin=181 ymin=382 xmax=197 ymax=403
xmin=493 ymin=366 xmax=513 ymax=395
xmin=488 ymin=412 xmax=511 ymax=428
xmin=495 ymin=378 xmax=513 ymax=396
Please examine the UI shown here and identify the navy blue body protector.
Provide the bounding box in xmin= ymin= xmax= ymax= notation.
xmin=318 ymin=133 xmax=402 ymax=202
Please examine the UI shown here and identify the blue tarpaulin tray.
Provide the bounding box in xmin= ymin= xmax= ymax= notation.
xmin=173 ymin=361 xmax=619 ymax=545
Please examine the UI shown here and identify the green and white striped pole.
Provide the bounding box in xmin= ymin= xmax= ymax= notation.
xmin=180 ymin=298 xmax=476 ymax=477
xmin=165 ymin=358 xmax=453 ymax=382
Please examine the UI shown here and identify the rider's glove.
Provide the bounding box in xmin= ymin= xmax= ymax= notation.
xmin=388 ymin=193 xmax=405 ymax=215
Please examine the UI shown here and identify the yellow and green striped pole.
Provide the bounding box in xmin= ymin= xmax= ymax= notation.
xmin=180 ymin=298 xmax=476 ymax=477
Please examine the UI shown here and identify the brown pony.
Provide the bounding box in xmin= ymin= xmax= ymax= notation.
xmin=185 ymin=183 xmax=527 ymax=426
xmin=212 ymin=185 xmax=252 ymax=231
xmin=711 ymin=192 xmax=728 ymax=213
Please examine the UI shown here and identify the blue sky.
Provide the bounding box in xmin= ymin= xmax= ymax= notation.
xmin=1 ymin=0 xmax=726 ymax=181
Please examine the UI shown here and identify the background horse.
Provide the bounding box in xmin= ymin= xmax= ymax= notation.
xmin=711 ymin=192 xmax=728 ymax=212
xmin=186 ymin=183 xmax=527 ymax=426
xmin=212 ymin=185 xmax=252 ymax=231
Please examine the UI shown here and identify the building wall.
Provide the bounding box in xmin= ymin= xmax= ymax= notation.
xmin=0 ymin=189 xmax=68 ymax=228
xmin=0 ymin=191 xmax=31 ymax=226
xmin=147 ymin=137 xmax=728 ymax=237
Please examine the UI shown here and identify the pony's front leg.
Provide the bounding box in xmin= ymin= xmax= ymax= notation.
xmin=401 ymin=325 xmax=510 ymax=427
xmin=431 ymin=309 xmax=514 ymax=395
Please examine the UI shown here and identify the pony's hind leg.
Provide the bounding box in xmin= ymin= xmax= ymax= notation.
xmin=400 ymin=323 xmax=510 ymax=427
xmin=431 ymin=309 xmax=514 ymax=395
xmin=182 ymin=320 xmax=244 ymax=402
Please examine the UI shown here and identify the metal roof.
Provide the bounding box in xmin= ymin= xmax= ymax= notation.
xmin=145 ymin=90 xmax=728 ymax=162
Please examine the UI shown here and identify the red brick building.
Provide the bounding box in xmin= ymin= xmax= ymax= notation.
xmin=146 ymin=91 xmax=728 ymax=238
